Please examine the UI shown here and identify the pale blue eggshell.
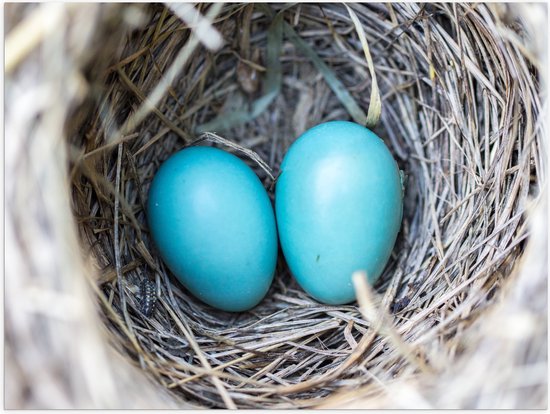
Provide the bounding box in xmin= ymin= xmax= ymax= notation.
xmin=275 ymin=121 xmax=403 ymax=305
xmin=147 ymin=146 xmax=278 ymax=312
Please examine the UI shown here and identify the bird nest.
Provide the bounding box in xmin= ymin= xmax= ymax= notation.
xmin=5 ymin=2 xmax=548 ymax=409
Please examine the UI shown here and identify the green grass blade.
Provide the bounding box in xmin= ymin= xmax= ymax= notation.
xmin=196 ymin=7 xmax=283 ymax=133
xmin=283 ymin=20 xmax=368 ymax=126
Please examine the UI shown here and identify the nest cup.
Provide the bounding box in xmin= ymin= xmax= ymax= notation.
xmin=5 ymin=3 xmax=548 ymax=409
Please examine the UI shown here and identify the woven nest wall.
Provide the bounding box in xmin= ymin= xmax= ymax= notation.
xmin=5 ymin=3 xmax=548 ymax=409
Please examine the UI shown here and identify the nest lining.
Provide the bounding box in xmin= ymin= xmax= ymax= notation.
xmin=68 ymin=3 xmax=544 ymax=409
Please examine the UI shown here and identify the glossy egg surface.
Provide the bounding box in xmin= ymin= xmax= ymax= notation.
xmin=147 ymin=146 xmax=278 ymax=312
xmin=275 ymin=121 xmax=403 ymax=305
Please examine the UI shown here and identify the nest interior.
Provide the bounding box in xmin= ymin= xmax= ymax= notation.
xmin=64 ymin=3 xmax=545 ymax=409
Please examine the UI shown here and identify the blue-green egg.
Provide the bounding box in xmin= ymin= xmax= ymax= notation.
xmin=147 ymin=146 xmax=278 ymax=312
xmin=275 ymin=121 xmax=403 ymax=305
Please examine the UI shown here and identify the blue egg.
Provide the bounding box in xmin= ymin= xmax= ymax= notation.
xmin=275 ymin=121 xmax=403 ymax=305
xmin=147 ymin=146 xmax=278 ymax=312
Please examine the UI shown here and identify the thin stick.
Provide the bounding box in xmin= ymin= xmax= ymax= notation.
xmin=114 ymin=143 xmax=133 ymax=334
